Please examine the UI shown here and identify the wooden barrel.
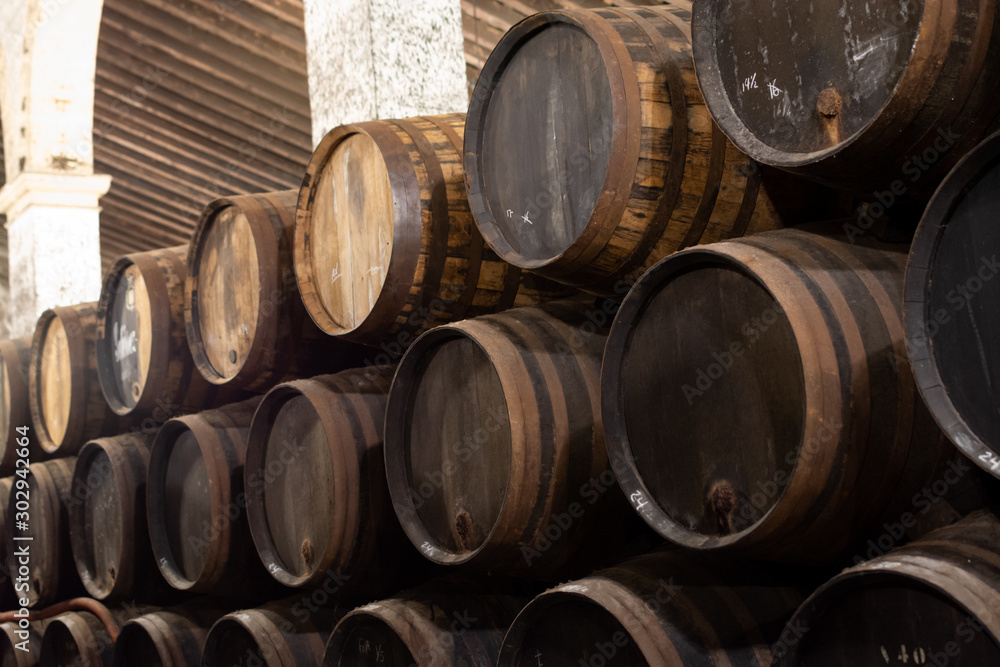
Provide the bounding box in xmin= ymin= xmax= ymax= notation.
xmin=112 ymin=605 xmax=227 ymax=667
xmin=29 ymin=304 xmax=128 ymax=456
xmin=499 ymin=551 xmax=803 ymax=666
xmin=186 ymin=191 xmax=363 ymax=392
xmin=385 ymin=300 xmax=636 ymax=573
xmin=0 ymin=477 xmax=15 ymax=609
xmin=692 ymin=0 xmax=1000 ymax=192
xmin=775 ymin=510 xmax=1000 ymax=665
xmin=0 ymin=338 xmax=31 ymax=474
xmin=8 ymin=458 xmax=83 ymax=607
xmin=146 ymin=397 xmax=275 ymax=596
xmin=295 ymin=113 xmax=574 ymax=344
xmin=0 ymin=621 xmax=45 ymax=666
xmin=602 ymin=228 xmax=960 ymax=562
xmin=69 ymin=433 xmax=168 ymax=601
xmin=39 ymin=611 xmax=113 ymax=667
xmin=906 ymin=130 xmax=1000 ymax=479
xmin=464 ymin=7 xmax=795 ymax=295
xmin=245 ymin=366 xmax=411 ymax=590
xmin=200 ymin=599 xmax=345 ymax=667
xmin=97 ymin=245 xmax=250 ymax=419
xmin=323 ymin=578 xmax=529 ymax=666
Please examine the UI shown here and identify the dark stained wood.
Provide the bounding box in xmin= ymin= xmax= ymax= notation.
xmin=693 ymin=0 xmax=1000 ymax=193
xmin=97 ymin=245 xmax=251 ymax=418
xmin=0 ymin=339 xmax=31 ymax=475
xmin=906 ymin=131 xmax=1000 ymax=478
xmin=145 ymin=397 xmax=277 ymax=596
xmin=603 ymin=228 xmax=958 ymax=561
xmin=186 ymin=191 xmax=364 ymax=392
xmin=465 ymin=7 xmax=789 ymax=294
xmin=385 ymin=299 xmax=639 ymax=573
xmin=29 ymin=304 xmax=129 ymax=456
xmin=112 ymin=604 xmax=227 ymax=667
xmin=0 ymin=621 xmax=45 ymax=666
xmin=776 ymin=511 xmax=1000 ymax=666
xmin=500 ymin=551 xmax=803 ymax=666
xmin=245 ymin=366 xmax=413 ymax=591
xmin=0 ymin=478 xmax=13 ymax=610
xmin=296 ymin=113 xmax=574 ymax=345
xmin=324 ymin=578 xmax=530 ymax=667
xmin=39 ymin=611 xmax=113 ymax=667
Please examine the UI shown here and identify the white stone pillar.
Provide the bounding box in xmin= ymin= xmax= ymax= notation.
xmin=0 ymin=172 xmax=110 ymax=337
xmin=304 ymin=0 xmax=468 ymax=147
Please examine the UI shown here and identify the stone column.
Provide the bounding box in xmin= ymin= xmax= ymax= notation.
xmin=0 ymin=172 xmax=110 ymax=337
xmin=304 ymin=0 xmax=468 ymax=147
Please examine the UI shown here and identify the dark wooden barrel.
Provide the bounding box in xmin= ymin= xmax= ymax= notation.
xmin=324 ymin=579 xmax=529 ymax=666
xmin=602 ymin=228 xmax=958 ymax=562
xmin=200 ymin=599 xmax=345 ymax=667
xmin=0 ymin=338 xmax=31 ymax=474
xmin=499 ymin=551 xmax=803 ymax=666
xmin=0 ymin=620 xmax=45 ymax=666
xmin=692 ymin=0 xmax=1000 ymax=193
xmin=97 ymin=245 xmax=250 ymax=419
xmin=295 ymin=113 xmax=573 ymax=344
xmin=385 ymin=300 xmax=636 ymax=573
xmin=29 ymin=304 xmax=128 ymax=456
xmin=146 ymin=397 xmax=276 ymax=596
xmin=7 ymin=458 xmax=83 ymax=607
xmin=0 ymin=477 xmax=14 ymax=609
xmin=39 ymin=611 xmax=113 ymax=667
xmin=906 ymin=130 xmax=1000 ymax=479
xmin=186 ymin=191 xmax=362 ymax=392
xmin=112 ymin=605 xmax=227 ymax=667
xmin=69 ymin=433 xmax=168 ymax=601
xmin=775 ymin=510 xmax=1000 ymax=666
xmin=464 ymin=7 xmax=793 ymax=294
xmin=245 ymin=366 xmax=411 ymax=590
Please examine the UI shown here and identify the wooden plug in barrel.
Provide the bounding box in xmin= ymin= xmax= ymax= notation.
xmin=386 ymin=300 xmax=636 ymax=573
xmin=97 ymin=245 xmax=251 ymax=420
xmin=295 ymin=113 xmax=574 ymax=345
xmin=0 ymin=338 xmax=32 ymax=474
xmin=692 ymin=0 xmax=1000 ymax=193
xmin=146 ymin=397 xmax=278 ymax=596
xmin=499 ymin=551 xmax=803 ymax=666
xmin=906 ymin=131 xmax=1000 ymax=479
xmin=246 ymin=365 xmax=410 ymax=591
xmin=0 ymin=620 xmax=45 ymax=666
xmin=186 ymin=191 xmax=364 ymax=392
xmin=602 ymin=228 xmax=957 ymax=562
xmin=324 ymin=578 xmax=530 ymax=666
xmin=464 ymin=7 xmax=793 ymax=295
xmin=201 ymin=599 xmax=346 ymax=667
xmin=29 ymin=303 xmax=129 ymax=456
xmin=775 ymin=510 xmax=1000 ymax=666
xmin=112 ymin=604 xmax=227 ymax=667
xmin=39 ymin=611 xmax=114 ymax=667
xmin=8 ymin=458 xmax=84 ymax=607
xmin=69 ymin=433 xmax=170 ymax=601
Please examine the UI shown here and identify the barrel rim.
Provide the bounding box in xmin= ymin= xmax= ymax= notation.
xmin=201 ymin=608 xmax=294 ymax=667
xmin=323 ymin=605 xmax=422 ymax=666
xmin=0 ymin=338 xmax=31 ymax=472
xmin=38 ymin=611 xmax=106 ymax=666
xmin=464 ymin=9 xmax=635 ymax=272
xmin=384 ymin=325 xmax=513 ymax=566
xmin=601 ymin=244 xmax=814 ymax=550
xmin=905 ymin=130 xmax=1000 ymax=479
xmin=12 ymin=458 xmax=73 ymax=607
xmin=29 ymin=306 xmax=89 ymax=455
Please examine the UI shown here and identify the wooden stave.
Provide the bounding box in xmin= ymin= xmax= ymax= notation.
xmin=295 ymin=114 xmax=574 ymax=345
xmin=186 ymin=191 xmax=361 ymax=392
xmin=602 ymin=228 xmax=954 ymax=561
xmin=0 ymin=621 xmax=45 ymax=666
xmin=112 ymin=606 xmax=227 ymax=667
xmin=464 ymin=7 xmax=785 ymax=294
xmin=691 ymin=0 xmax=1000 ymax=190
xmin=29 ymin=304 xmax=129 ymax=457
xmin=0 ymin=338 xmax=32 ymax=474
xmin=0 ymin=478 xmax=13 ymax=609
xmin=245 ymin=365 xmax=408 ymax=591
xmin=39 ymin=611 xmax=113 ymax=667
xmin=145 ymin=397 xmax=272 ymax=596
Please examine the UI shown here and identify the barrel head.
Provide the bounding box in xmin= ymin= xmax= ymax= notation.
xmin=38 ymin=316 xmax=73 ymax=449
xmin=99 ymin=261 xmax=153 ymax=412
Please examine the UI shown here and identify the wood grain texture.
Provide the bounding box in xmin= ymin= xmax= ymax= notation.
xmin=187 ymin=191 xmax=363 ymax=392
xmin=296 ymin=113 xmax=575 ymax=345
xmin=29 ymin=304 xmax=129 ymax=457
xmin=465 ymin=7 xmax=786 ymax=294
xmin=245 ymin=365 xmax=411 ymax=592
xmin=0 ymin=339 xmax=32 ymax=474
xmin=906 ymin=131 xmax=1000 ymax=479
xmin=603 ymin=228 xmax=958 ymax=561
xmin=39 ymin=611 xmax=113 ymax=667
xmin=112 ymin=604 xmax=228 ymax=667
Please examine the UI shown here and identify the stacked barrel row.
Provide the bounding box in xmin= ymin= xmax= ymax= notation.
xmin=0 ymin=0 xmax=996 ymax=665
